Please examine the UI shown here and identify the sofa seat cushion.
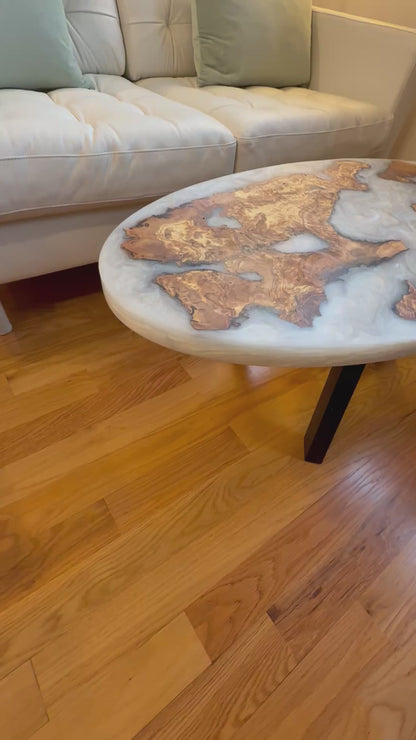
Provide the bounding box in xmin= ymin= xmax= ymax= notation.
xmin=0 ymin=75 xmax=235 ymax=219
xmin=138 ymin=77 xmax=393 ymax=172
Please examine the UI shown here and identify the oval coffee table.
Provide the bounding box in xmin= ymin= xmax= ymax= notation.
xmin=100 ymin=159 xmax=416 ymax=462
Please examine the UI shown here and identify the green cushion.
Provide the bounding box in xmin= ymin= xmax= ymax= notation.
xmin=0 ymin=0 xmax=93 ymax=91
xmin=191 ymin=0 xmax=312 ymax=88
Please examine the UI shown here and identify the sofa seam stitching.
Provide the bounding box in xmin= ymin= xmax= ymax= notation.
xmin=0 ymin=192 xmax=199 ymax=217
xmin=0 ymin=142 xmax=236 ymax=162
xmin=236 ymin=119 xmax=393 ymax=141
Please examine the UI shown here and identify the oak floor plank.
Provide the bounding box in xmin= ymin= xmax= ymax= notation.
xmin=187 ymin=413 xmax=416 ymax=662
xmin=318 ymin=627 xmax=416 ymax=740
xmin=0 ymin=304 xmax=121 ymax=372
xmin=1 ymin=267 xmax=416 ymax=739
xmin=232 ymin=602 xmax=390 ymax=740
xmin=1 ymin=324 xmax=130 ymax=381
xmin=5 ymin=433 xmax=349 ymax=697
xmin=0 ymin=500 xmax=118 ymax=612
xmin=0 ymin=377 xmax=237 ymax=508
xmin=231 ymin=359 xmax=416 ymax=455
xmin=0 ymin=365 xmax=246 ymax=507
xmin=0 ymin=661 xmax=48 ymax=740
xmin=180 ymin=356 xmax=294 ymax=384
xmin=0 ymin=358 xmax=318 ymax=514
xmin=135 ymin=614 xmax=295 ymax=740
xmin=5 ymin=329 xmax=173 ymax=396
xmin=3 ymin=406 xmax=410 ymax=692
xmin=28 ymin=447 xmax=325 ymax=705
xmin=0 ymin=266 xmax=117 ymax=366
xmin=0 ymin=425 xmax=245 ymax=535
xmin=106 ymin=427 xmax=248 ymax=530
xmin=360 ymin=535 xmax=416 ymax=649
xmin=0 ymin=356 xmax=188 ymax=467
xmin=267 ymin=467 xmax=416 ymax=661
xmin=0 ymin=373 xmax=12 ymax=400
xmin=231 ymin=376 xmax=325 ymax=456
xmin=0 ymin=374 xmax=98 ymax=437
xmin=32 ymin=613 xmax=210 ymax=740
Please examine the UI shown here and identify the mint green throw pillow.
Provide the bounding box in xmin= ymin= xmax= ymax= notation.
xmin=0 ymin=0 xmax=93 ymax=90
xmin=192 ymin=0 xmax=312 ymax=88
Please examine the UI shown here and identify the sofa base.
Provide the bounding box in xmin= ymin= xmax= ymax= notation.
xmin=0 ymin=203 xmax=146 ymax=284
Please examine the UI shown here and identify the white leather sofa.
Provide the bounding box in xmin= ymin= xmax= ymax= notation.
xmin=1 ymin=0 xmax=415 ymax=332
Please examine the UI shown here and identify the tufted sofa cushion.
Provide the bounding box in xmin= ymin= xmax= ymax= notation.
xmin=64 ymin=0 xmax=126 ymax=76
xmin=117 ymin=0 xmax=196 ymax=80
xmin=0 ymin=76 xmax=236 ymax=219
xmin=138 ymin=77 xmax=393 ymax=171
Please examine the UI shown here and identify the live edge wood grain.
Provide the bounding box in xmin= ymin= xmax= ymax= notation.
xmin=1 ymin=263 xmax=416 ymax=738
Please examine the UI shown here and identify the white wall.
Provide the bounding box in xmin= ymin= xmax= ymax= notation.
xmin=317 ymin=0 xmax=416 ymax=160
xmin=318 ymin=0 xmax=416 ymax=29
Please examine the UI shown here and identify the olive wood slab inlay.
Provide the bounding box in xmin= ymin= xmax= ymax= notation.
xmin=396 ymin=282 xmax=416 ymax=321
xmin=122 ymin=160 xmax=415 ymax=330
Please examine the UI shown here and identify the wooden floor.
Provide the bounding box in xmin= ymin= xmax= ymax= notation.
xmin=1 ymin=264 xmax=416 ymax=740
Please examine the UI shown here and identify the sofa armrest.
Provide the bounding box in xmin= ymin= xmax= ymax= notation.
xmin=310 ymin=7 xmax=416 ymax=150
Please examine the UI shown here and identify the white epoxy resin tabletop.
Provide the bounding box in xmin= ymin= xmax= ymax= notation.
xmin=99 ymin=159 xmax=416 ymax=367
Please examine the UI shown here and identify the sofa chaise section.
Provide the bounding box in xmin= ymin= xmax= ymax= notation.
xmin=137 ymin=79 xmax=392 ymax=171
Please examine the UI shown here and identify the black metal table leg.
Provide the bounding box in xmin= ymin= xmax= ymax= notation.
xmin=304 ymin=364 xmax=366 ymax=464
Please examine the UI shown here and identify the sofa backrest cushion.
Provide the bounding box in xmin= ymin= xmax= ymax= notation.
xmin=117 ymin=0 xmax=196 ymax=80
xmin=64 ymin=0 xmax=126 ymax=76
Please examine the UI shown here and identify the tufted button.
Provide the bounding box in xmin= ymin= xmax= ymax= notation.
xmin=117 ymin=0 xmax=196 ymax=78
